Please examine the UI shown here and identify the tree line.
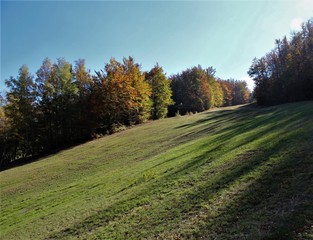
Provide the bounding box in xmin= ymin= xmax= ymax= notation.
xmin=0 ymin=57 xmax=250 ymax=167
xmin=169 ymin=66 xmax=250 ymax=115
xmin=248 ymin=19 xmax=313 ymax=106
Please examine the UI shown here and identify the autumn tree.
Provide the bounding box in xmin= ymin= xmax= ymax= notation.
xmin=94 ymin=57 xmax=152 ymax=131
xmin=211 ymin=80 xmax=224 ymax=107
xmin=218 ymin=80 xmax=233 ymax=106
xmin=123 ymin=57 xmax=152 ymax=124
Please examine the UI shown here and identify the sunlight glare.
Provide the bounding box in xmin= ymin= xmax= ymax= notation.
xmin=290 ymin=18 xmax=303 ymax=31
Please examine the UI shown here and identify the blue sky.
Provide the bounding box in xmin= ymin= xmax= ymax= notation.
xmin=1 ymin=0 xmax=313 ymax=92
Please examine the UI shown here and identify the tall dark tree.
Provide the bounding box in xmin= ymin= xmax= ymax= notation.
xmin=35 ymin=58 xmax=55 ymax=151
xmin=301 ymin=20 xmax=313 ymax=100
xmin=73 ymin=59 xmax=94 ymax=139
xmin=4 ymin=65 xmax=37 ymax=158
xmin=0 ymin=97 xmax=14 ymax=165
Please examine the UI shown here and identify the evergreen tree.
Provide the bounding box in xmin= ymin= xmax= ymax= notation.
xmin=4 ymin=65 xmax=37 ymax=158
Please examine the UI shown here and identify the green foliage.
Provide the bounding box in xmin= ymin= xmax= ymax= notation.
xmin=249 ymin=18 xmax=313 ymax=105
xmin=1 ymin=101 xmax=312 ymax=239
xmin=146 ymin=64 xmax=174 ymax=119
xmin=170 ymin=65 xmax=215 ymax=114
xmin=35 ymin=58 xmax=79 ymax=151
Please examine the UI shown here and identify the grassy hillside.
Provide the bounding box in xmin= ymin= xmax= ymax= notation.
xmin=1 ymin=102 xmax=313 ymax=239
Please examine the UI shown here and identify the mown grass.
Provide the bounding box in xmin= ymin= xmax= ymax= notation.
xmin=1 ymin=101 xmax=313 ymax=239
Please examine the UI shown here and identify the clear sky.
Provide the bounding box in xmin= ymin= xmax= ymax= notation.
xmin=1 ymin=0 xmax=313 ymax=92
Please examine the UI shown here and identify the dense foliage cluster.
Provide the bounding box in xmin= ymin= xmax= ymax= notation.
xmin=248 ymin=19 xmax=313 ymax=106
xmin=0 ymin=58 xmax=250 ymax=166
xmin=169 ymin=66 xmax=250 ymax=115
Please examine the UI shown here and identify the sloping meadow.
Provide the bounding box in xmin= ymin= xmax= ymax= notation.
xmin=1 ymin=102 xmax=313 ymax=239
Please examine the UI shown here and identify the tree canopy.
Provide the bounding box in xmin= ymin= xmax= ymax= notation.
xmin=248 ymin=19 xmax=313 ymax=106
xmin=1 ymin=57 xmax=250 ymax=167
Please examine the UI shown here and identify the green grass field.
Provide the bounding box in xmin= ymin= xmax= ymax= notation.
xmin=1 ymin=102 xmax=313 ymax=239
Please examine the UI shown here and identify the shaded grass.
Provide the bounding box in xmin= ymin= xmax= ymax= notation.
xmin=1 ymin=102 xmax=313 ymax=239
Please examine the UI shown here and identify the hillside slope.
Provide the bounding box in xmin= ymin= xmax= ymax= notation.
xmin=1 ymin=102 xmax=313 ymax=239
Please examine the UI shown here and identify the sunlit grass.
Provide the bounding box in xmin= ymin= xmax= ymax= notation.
xmin=1 ymin=102 xmax=313 ymax=239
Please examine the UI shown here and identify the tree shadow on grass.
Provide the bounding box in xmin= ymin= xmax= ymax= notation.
xmin=166 ymin=105 xmax=313 ymax=239
xmin=172 ymin=104 xmax=305 ymax=153
xmin=47 ymin=143 xmax=270 ymax=239
xmin=192 ymin=140 xmax=313 ymax=239
xmin=147 ymin=115 xmax=313 ymax=239
xmin=47 ymin=103 xmax=313 ymax=239
xmin=46 ymin=108 xmax=272 ymax=239
xmin=0 ymin=139 xmax=92 ymax=172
